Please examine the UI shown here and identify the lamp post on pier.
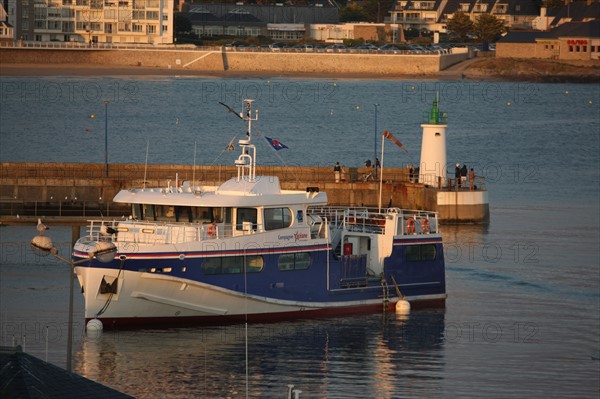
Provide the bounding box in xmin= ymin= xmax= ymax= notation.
xmin=104 ymin=99 xmax=109 ymax=177
xmin=374 ymin=103 xmax=380 ymax=179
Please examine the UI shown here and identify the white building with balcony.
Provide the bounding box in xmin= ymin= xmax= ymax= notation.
xmin=7 ymin=0 xmax=173 ymax=45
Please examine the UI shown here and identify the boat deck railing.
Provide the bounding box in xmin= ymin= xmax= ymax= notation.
xmin=308 ymin=207 xmax=439 ymax=236
xmin=83 ymin=219 xmax=263 ymax=244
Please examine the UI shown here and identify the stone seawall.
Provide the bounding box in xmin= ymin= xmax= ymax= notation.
xmin=0 ymin=48 xmax=468 ymax=75
xmin=1 ymin=162 xmax=438 ymax=217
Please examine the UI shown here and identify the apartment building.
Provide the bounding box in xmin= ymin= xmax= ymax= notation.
xmin=1 ymin=3 xmax=14 ymax=43
xmin=387 ymin=0 xmax=539 ymax=33
xmin=6 ymin=0 xmax=173 ymax=44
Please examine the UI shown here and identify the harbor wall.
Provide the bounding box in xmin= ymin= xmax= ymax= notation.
xmin=437 ymin=191 xmax=490 ymax=223
xmin=0 ymin=48 xmax=468 ymax=74
xmin=1 ymin=162 xmax=435 ymax=212
xmin=1 ymin=162 xmax=485 ymax=222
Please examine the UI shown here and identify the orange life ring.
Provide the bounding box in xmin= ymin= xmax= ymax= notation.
xmin=207 ymin=223 xmax=217 ymax=237
xmin=406 ymin=218 xmax=416 ymax=234
xmin=421 ymin=219 xmax=430 ymax=233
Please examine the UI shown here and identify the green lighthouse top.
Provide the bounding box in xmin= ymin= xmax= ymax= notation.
xmin=422 ymin=97 xmax=448 ymax=125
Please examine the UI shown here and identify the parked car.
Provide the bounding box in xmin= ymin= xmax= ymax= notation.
xmin=430 ymin=45 xmax=448 ymax=54
xmin=406 ymin=44 xmax=426 ymax=53
xmin=292 ymin=44 xmax=314 ymax=52
xmin=325 ymin=44 xmax=347 ymax=52
xmin=269 ymin=42 xmax=285 ymax=51
xmin=225 ymin=41 xmax=245 ymax=48
xmin=353 ymin=43 xmax=379 ymax=50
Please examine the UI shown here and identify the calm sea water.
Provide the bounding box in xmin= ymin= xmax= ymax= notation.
xmin=1 ymin=77 xmax=599 ymax=398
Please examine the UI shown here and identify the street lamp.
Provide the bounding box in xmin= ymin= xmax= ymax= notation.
xmin=30 ymin=220 xmax=117 ymax=372
xmin=104 ymin=100 xmax=109 ymax=177
xmin=374 ymin=103 xmax=380 ymax=178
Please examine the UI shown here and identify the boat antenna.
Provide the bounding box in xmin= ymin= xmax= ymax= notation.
xmin=233 ymin=99 xmax=258 ymax=182
xmin=218 ymin=101 xmax=243 ymax=120
xmin=192 ymin=141 xmax=197 ymax=190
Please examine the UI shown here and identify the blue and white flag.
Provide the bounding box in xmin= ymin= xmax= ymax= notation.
xmin=265 ymin=136 xmax=288 ymax=151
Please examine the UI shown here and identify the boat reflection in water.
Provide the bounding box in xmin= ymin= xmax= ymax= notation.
xmin=76 ymin=310 xmax=446 ymax=398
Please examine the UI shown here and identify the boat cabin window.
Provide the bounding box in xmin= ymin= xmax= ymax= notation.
xmin=278 ymin=252 xmax=311 ymax=271
xmin=131 ymin=204 xmax=227 ymax=224
xmin=202 ymin=255 xmax=264 ymax=275
xmin=132 ymin=204 xmax=142 ymax=220
xmin=405 ymin=244 xmax=437 ymax=262
xmin=236 ymin=208 xmax=257 ymax=231
xmin=264 ymin=208 xmax=293 ymax=230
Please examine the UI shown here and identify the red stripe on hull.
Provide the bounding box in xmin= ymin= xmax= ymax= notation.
xmin=87 ymin=298 xmax=446 ymax=329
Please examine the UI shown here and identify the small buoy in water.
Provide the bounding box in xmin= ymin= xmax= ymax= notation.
xmin=588 ymin=100 xmax=593 ymax=105
xmin=31 ymin=235 xmax=53 ymax=256
xmin=355 ymin=105 xmax=360 ymax=110
xmin=395 ymin=299 xmax=411 ymax=314
xmin=90 ymin=114 xmax=95 ymax=119
xmin=564 ymin=90 xmax=569 ymax=95
xmin=86 ymin=319 xmax=103 ymax=337
xmin=507 ymin=101 xmax=512 ymax=106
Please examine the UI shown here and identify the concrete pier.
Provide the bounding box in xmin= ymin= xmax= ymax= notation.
xmin=0 ymin=162 xmax=488 ymax=224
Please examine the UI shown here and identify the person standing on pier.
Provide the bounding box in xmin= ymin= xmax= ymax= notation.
xmin=461 ymin=164 xmax=468 ymax=188
xmin=455 ymin=163 xmax=461 ymax=189
xmin=469 ymin=168 xmax=475 ymax=191
xmin=334 ymin=162 xmax=341 ymax=183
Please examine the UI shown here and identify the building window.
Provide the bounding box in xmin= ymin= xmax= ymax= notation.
xmin=278 ymin=252 xmax=311 ymax=271
xmin=202 ymin=255 xmax=264 ymax=275
xmin=264 ymin=208 xmax=292 ymax=231
xmin=405 ymin=244 xmax=437 ymax=262
xmin=582 ymin=46 xmax=587 ymax=52
xmin=569 ymin=45 xmax=573 ymax=52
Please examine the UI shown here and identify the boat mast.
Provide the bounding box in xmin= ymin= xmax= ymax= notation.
xmin=234 ymin=99 xmax=258 ymax=182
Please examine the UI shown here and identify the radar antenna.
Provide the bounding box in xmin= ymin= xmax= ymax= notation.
xmin=224 ymin=99 xmax=258 ymax=182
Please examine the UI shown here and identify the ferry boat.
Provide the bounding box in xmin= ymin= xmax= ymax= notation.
xmin=72 ymin=100 xmax=446 ymax=327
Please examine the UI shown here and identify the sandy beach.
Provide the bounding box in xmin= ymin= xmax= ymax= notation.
xmin=0 ymin=62 xmax=465 ymax=80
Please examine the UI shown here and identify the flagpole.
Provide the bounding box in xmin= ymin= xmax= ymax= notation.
xmin=192 ymin=141 xmax=197 ymax=189
xmin=378 ymin=131 xmax=385 ymax=212
xmin=374 ymin=104 xmax=379 ymax=179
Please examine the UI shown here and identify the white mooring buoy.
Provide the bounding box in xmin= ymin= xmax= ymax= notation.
xmin=86 ymin=318 xmax=103 ymax=338
xmin=395 ymin=299 xmax=411 ymax=315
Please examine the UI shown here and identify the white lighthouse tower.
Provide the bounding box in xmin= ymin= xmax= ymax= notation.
xmin=419 ymin=97 xmax=448 ymax=188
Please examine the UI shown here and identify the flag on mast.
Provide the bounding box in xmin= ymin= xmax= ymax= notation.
xmin=383 ymin=130 xmax=408 ymax=153
xmin=265 ymin=136 xmax=289 ymax=151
